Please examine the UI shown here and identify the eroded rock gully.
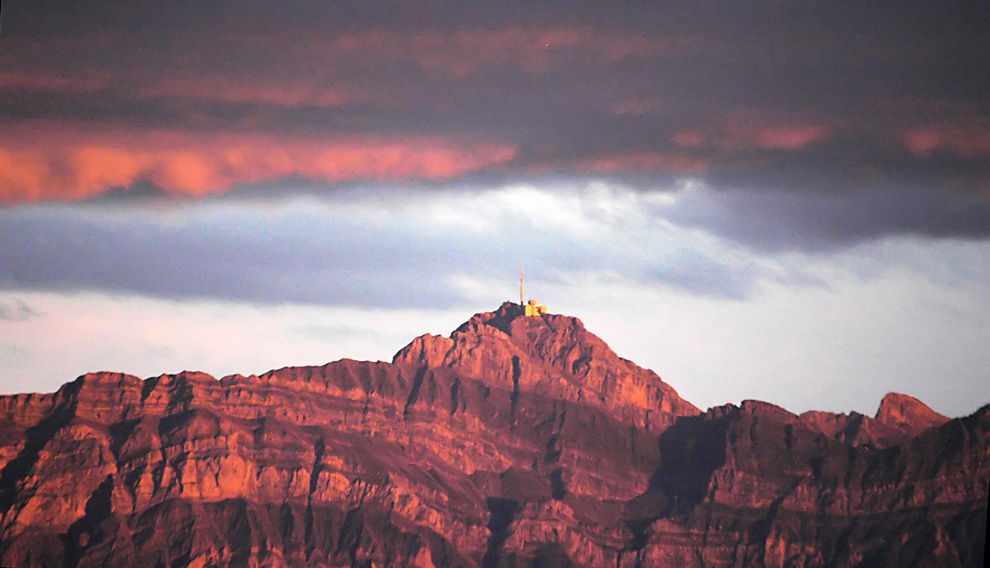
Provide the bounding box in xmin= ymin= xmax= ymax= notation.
xmin=0 ymin=303 xmax=985 ymax=567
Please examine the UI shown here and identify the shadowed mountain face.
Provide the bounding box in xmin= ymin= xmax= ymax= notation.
xmin=0 ymin=303 xmax=985 ymax=567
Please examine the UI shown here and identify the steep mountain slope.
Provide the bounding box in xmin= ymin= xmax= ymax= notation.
xmin=0 ymin=304 xmax=985 ymax=567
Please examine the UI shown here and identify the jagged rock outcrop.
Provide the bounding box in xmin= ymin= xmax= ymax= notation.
xmin=0 ymin=304 xmax=985 ymax=567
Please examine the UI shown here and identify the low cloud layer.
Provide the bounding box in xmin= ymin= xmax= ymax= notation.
xmin=0 ymin=187 xmax=753 ymax=306
xmin=2 ymin=185 xmax=986 ymax=311
xmin=662 ymin=178 xmax=990 ymax=252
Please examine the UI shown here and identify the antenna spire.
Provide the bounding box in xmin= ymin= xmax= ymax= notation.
xmin=520 ymin=262 xmax=525 ymax=305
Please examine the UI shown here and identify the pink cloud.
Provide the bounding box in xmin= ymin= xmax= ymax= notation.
xmin=672 ymin=123 xmax=829 ymax=153
xmin=903 ymin=127 xmax=990 ymax=158
xmin=577 ymin=152 xmax=709 ymax=173
xmin=671 ymin=131 xmax=706 ymax=149
xmin=0 ymin=127 xmax=516 ymax=204
xmin=755 ymin=125 xmax=829 ymax=150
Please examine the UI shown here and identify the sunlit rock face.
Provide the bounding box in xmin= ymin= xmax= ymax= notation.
xmin=0 ymin=304 xmax=985 ymax=567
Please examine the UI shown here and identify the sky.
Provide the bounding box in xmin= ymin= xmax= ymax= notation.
xmin=1 ymin=1 xmax=989 ymax=417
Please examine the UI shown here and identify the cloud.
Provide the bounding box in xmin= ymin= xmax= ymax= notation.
xmin=0 ymin=185 xmax=804 ymax=308
xmin=663 ymin=154 xmax=990 ymax=252
xmin=0 ymin=127 xmax=515 ymax=203
xmin=1 ymin=1 xmax=988 ymax=251
xmin=902 ymin=125 xmax=990 ymax=158
xmin=6 ymin=182 xmax=986 ymax=314
xmin=0 ymin=299 xmax=39 ymax=322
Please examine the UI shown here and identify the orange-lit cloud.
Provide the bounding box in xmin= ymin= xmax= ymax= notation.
xmin=671 ymin=132 xmax=706 ymax=149
xmin=755 ymin=125 xmax=830 ymax=150
xmin=671 ymin=123 xmax=831 ymax=152
xmin=0 ymin=128 xmax=516 ymax=204
xmin=903 ymin=127 xmax=990 ymax=158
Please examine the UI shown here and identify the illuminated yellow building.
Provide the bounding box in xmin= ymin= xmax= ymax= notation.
xmin=520 ymin=264 xmax=547 ymax=316
xmin=524 ymin=299 xmax=547 ymax=316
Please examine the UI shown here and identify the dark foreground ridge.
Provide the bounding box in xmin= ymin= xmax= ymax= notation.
xmin=0 ymin=304 xmax=986 ymax=567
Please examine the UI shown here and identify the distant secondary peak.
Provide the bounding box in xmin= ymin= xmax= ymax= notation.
xmin=875 ymin=392 xmax=948 ymax=436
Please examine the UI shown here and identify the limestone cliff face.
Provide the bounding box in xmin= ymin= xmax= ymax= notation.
xmin=0 ymin=305 xmax=985 ymax=568
xmin=624 ymin=400 xmax=987 ymax=567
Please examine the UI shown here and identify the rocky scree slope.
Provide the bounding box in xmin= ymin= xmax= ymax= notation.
xmin=0 ymin=303 xmax=986 ymax=567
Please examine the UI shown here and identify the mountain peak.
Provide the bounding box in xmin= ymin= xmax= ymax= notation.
xmin=453 ymin=300 xmax=577 ymax=332
xmin=875 ymin=392 xmax=948 ymax=437
xmin=394 ymin=303 xmax=699 ymax=431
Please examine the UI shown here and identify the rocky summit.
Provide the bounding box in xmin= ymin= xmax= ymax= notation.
xmin=0 ymin=303 xmax=986 ymax=567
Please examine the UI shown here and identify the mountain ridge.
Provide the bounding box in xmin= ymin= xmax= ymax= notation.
xmin=0 ymin=305 xmax=985 ymax=567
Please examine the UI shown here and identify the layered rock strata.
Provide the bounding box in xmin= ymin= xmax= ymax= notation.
xmin=0 ymin=303 xmax=985 ymax=567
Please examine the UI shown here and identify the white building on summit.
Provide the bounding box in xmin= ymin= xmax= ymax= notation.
xmin=520 ymin=264 xmax=547 ymax=317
